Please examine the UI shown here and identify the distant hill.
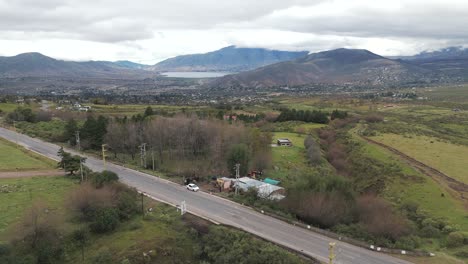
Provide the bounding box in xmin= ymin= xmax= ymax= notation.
xmin=212 ymin=48 xmax=436 ymax=88
xmin=150 ymin=46 xmax=309 ymax=72
xmin=0 ymin=53 xmax=151 ymax=78
xmin=395 ymin=47 xmax=468 ymax=80
xmin=114 ymin=60 xmax=149 ymax=70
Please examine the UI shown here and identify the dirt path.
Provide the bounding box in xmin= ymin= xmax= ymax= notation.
xmin=362 ymin=136 xmax=468 ymax=206
xmin=0 ymin=169 xmax=65 ymax=179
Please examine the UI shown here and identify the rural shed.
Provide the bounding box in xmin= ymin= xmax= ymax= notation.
xmin=277 ymin=138 xmax=292 ymax=146
xmin=234 ymin=177 xmax=285 ymax=200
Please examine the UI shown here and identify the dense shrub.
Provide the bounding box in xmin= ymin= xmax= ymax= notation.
xmin=116 ymin=188 xmax=140 ymax=220
xmin=90 ymin=207 xmax=120 ymax=233
xmin=91 ymin=171 xmax=119 ymax=188
xmin=282 ymin=191 xmax=356 ymax=228
xmin=68 ymin=183 xmax=115 ymax=221
xmin=330 ymin=110 xmax=348 ymax=120
xmin=304 ymin=135 xmax=321 ymax=166
xmin=395 ymin=236 xmax=421 ymax=250
xmin=357 ymin=195 xmax=410 ymax=241
xmin=420 ymin=225 xmax=441 ymax=238
xmin=6 ymin=107 xmax=35 ymax=123
xmin=203 ymin=226 xmax=303 ymax=264
xmin=446 ymin=232 xmax=465 ymax=248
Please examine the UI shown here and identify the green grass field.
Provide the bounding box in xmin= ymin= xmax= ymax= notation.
xmin=267 ymin=132 xmax=311 ymax=186
xmin=357 ymin=138 xmax=468 ymax=233
xmin=0 ymin=103 xmax=20 ymax=113
xmin=371 ymin=133 xmax=468 ymax=184
xmin=0 ymin=176 xmax=76 ymax=239
xmin=66 ymin=203 xmax=198 ymax=263
xmin=0 ymin=138 xmax=55 ymax=171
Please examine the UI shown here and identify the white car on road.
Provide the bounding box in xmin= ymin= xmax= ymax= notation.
xmin=186 ymin=183 xmax=199 ymax=192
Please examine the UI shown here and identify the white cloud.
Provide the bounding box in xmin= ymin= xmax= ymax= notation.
xmin=0 ymin=0 xmax=467 ymax=62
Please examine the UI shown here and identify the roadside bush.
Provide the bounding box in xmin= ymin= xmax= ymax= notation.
xmin=117 ymin=189 xmax=139 ymax=220
xmin=420 ymin=225 xmax=441 ymax=238
xmin=283 ymin=191 xmax=356 ymax=228
xmin=68 ymin=183 xmax=115 ymax=221
xmin=90 ymin=207 xmax=120 ymax=233
xmin=357 ymin=195 xmax=410 ymax=241
xmin=203 ymin=226 xmax=303 ymax=264
xmin=91 ymin=170 xmax=119 ymax=188
xmin=447 ymin=232 xmax=465 ymax=248
xmin=332 ymin=224 xmax=372 ymax=242
xmin=395 ymin=236 xmax=421 ymax=250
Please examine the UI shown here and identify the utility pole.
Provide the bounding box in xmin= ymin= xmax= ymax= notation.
xmin=101 ymin=144 xmax=108 ymax=170
xmin=151 ymin=146 xmax=155 ymax=171
xmin=140 ymin=143 xmax=147 ymax=169
xmin=235 ymin=163 xmax=240 ymax=195
xmin=13 ymin=121 xmax=18 ymax=145
xmin=329 ymin=242 xmax=336 ymax=264
xmin=80 ymin=158 xmax=84 ymax=183
xmin=141 ymin=192 xmax=145 ymax=215
xmin=75 ymin=131 xmax=81 ymax=151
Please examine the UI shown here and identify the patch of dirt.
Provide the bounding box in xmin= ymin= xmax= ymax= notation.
xmin=0 ymin=169 xmax=65 ymax=179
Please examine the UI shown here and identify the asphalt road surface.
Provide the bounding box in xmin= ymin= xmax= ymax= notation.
xmin=0 ymin=127 xmax=413 ymax=264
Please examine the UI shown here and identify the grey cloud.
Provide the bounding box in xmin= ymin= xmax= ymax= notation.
xmin=0 ymin=0 xmax=319 ymax=42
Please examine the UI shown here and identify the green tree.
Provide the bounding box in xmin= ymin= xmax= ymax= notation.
xmin=227 ymin=144 xmax=250 ymax=176
xmin=63 ymin=119 xmax=78 ymax=145
xmin=143 ymin=106 xmax=154 ymax=117
xmin=80 ymin=115 xmax=107 ymax=149
xmin=6 ymin=107 xmax=35 ymax=123
xmin=57 ymin=147 xmax=83 ymax=175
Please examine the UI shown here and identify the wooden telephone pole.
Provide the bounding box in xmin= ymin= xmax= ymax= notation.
xmin=101 ymin=144 xmax=108 ymax=170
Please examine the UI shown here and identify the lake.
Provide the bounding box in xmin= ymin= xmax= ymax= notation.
xmin=161 ymin=71 xmax=234 ymax=78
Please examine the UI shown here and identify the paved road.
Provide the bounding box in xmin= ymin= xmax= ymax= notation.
xmin=0 ymin=127 xmax=412 ymax=264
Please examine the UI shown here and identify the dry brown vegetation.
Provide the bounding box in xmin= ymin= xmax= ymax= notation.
xmin=105 ymin=115 xmax=272 ymax=177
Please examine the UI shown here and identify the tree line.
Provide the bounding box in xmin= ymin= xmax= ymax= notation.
xmin=275 ymin=108 xmax=330 ymax=124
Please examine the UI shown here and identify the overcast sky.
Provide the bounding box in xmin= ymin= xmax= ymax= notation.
xmin=1 ymin=0 xmax=467 ymax=64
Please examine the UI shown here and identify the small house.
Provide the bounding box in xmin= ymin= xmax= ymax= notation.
xmin=234 ymin=177 xmax=285 ymax=200
xmin=277 ymin=138 xmax=292 ymax=147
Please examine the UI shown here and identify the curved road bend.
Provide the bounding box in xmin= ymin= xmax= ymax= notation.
xmin=0 ymin=127 xmax=412 ymax=264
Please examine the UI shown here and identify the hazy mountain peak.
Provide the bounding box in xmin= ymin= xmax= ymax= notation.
xmin=150 ymin=46 xmax=309 ymax=72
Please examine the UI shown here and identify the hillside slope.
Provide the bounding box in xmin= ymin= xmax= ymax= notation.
xmin=0 ymin=53 xmax=150 ymax=78
xmin=150 ymin=46 xmax=309 ymax=72
xmin=212 ymin=48 xmax=438 ymax=88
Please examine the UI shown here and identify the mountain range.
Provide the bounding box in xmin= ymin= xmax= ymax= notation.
xmin=0 ymin=52 xmax=151 ymax=78
xmin=149 ymin=46 xmax=309 ymax=72
xmin=212 ymin=48 xmax=440 ymax=88
xmin=1 ymin=46 xmax=467 ymax=88
xmin=394 ymin=46 xmax=468 ymax=78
